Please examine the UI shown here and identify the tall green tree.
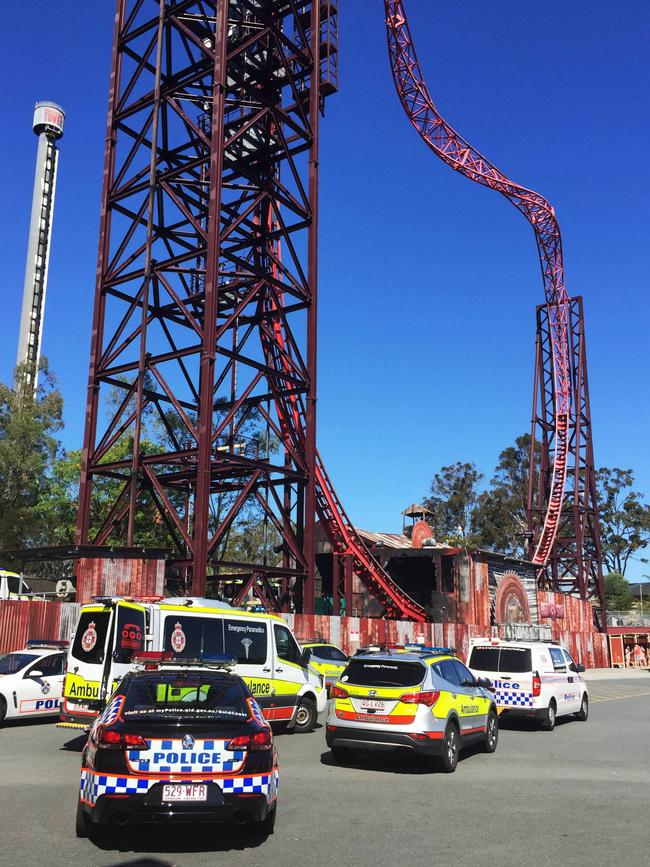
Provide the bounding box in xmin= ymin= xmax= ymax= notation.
xmin=596 ymin=468 xmax=650 ymax=576
xmin=0 ymin=361 xmax=63 ymax=551
xmin=473 ymin=433 xmax=538 ymax=556
xmin=603 ymin=571 xmax=634 ymax=612
xmin=423 ymin=462 xmax=483 ymax=542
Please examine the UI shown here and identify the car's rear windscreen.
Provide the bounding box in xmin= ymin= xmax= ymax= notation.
xmin=122 ymin=672 xmax=251 ymax=722
xmin=341 ymin=660 xmax=425 ymax=688
xmin=469 ymin=646 xmax=532 ymax=674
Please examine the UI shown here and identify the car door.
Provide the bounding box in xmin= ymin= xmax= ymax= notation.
xmin=20 ymin=654 xmax=64 ymax=715
xmin=271 ymin=623 xmax=307 ymax=722
xmin=451 ymin=659 xmax=490 ymax=735
xmin=435 ymin=659 xmax=477 ymax=737
xmin=562 ymin=649 xmax=583 ymax=711
xmin=547 ymin=646 xmax=571 ymax=715
xmin=107 ymin=602 xmax=147 ymax=696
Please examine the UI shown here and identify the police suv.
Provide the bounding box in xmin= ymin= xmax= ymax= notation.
xmin=62 ymin=597 xmax=326 ymax=733
xmin=326 ymin=646 xmax=498 ymax=773
xmin=76 ymin=655 xmax=278 ymax=835
xmin=0 ymin=641 xmax=66 ymax=722
xmin=466 ymin=638 xmax=589 ymax=730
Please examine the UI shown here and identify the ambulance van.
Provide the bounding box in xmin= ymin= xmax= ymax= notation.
xmin=61 ymin=596 xmax=326 ymax=732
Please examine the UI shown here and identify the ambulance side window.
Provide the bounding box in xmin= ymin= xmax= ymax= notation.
xmin=274 ymin=625 xmax=301 ymax=665
xmin=548 ymin=647 xmax=566 ymax=672
xmin=223 ymin=619 xmax=267 ymax=665
xmin=438 ymin=659 xmax=463 ymax=687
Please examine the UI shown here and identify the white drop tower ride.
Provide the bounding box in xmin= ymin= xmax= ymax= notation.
xmin=16 ymin=101 xmax=65 ymax=391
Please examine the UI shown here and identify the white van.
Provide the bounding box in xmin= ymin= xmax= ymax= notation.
xmin=0 ymin=570 xmax=31 ymax=600
xmin=466 ymin=638 xmax=588 ymax=730
xmin=61 ymin=596 xmax=326 ymax=732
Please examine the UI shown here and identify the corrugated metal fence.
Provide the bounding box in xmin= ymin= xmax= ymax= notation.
xmin=0 ymin=599 xmax=608 ymax=667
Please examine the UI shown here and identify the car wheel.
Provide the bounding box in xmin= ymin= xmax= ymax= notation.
xmin=541 ymin=699 xmax=557 ymax=731
xmin=574 ymin=693 xmax=589 ymax=722
xmin=331 ymin=745 xmax=351 ymax=763
xmin=483 ymin=710 xmax=499 ymax=753
xmin=440 ymin=722 xmax=460 ymax=773
xmin=293 ymin=697 xmax=317 ymax=733
xmin=0 ymin=695 xmax=7 ymax=725
xmin=75 ymin=797 xmax=89 ymax=838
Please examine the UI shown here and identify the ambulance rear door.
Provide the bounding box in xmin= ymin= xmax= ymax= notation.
xmin=106 ymin=600 xmax=147 ymax=694
xmin=65 ymin=605 xmax=113 ymax=711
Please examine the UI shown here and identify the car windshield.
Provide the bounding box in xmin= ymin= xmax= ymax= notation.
xmin=121 ymin=672 xmax=251 ymax=723
xmin=0 ymin=653 xmax=38 ymax=675
xmin=341 ymin=659 xmax=425 ymax=688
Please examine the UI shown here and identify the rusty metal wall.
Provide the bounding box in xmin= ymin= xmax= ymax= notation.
xmin=76 ymin=558 xmax=165 ymax=604
xmin=0 ymin=601 xmax=79 ymax=655
xmin=537 ymin=591 xmax=608 ymax=667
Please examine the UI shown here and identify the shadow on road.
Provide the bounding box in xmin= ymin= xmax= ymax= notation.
xmin=320 ymin=744 xmax=485 ymax=774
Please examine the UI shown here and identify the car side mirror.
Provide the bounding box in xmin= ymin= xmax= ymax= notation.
xmin=476 ymin=676 xmax=493 ymax=690
xmin=576 ymin=663 xmax=585 ymax=673
xmin=299 ymin=649 xmax=310 ymax=667
xmin=28 ymin=670 xmax=44 ymax=679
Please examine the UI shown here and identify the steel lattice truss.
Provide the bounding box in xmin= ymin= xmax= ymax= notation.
xmin=385 ymin=0 xmax=604 ymax=613
xmin=385 ymin=0 xmax=572 ymax=567
xmin=77 ymin=0 xmax=426 ymax=620
xmin=529 ymin=298 xmax=605 ymax=619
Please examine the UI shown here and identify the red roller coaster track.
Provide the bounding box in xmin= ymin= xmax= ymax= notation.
xmin=385 ymin=0 xmax=572 ymax=567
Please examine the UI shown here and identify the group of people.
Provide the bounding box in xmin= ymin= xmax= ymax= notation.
xmin=624 ymin=642 xmax=648 ymax=668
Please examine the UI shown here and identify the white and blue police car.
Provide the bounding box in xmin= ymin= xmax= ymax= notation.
xmin=0 ymin=640 xmax=66 ymax=723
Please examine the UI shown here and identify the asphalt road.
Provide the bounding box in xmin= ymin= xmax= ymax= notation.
xmin=1 ymin=678 xmax=649 ymax=867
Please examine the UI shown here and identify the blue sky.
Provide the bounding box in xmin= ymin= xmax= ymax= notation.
xmin=1 ymin=2 xmax=649 ymax=579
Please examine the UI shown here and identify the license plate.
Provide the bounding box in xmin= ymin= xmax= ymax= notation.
xmin=162 ymin=784 xmax=207 ymax=802
xmin=360 ymin=699 xmax=386 ymax=711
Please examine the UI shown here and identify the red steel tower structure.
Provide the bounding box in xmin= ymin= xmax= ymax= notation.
xmin=77 ymin=0 xmax=425 ymax=620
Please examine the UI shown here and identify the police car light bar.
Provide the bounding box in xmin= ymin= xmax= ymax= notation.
xmin=132 ymin=652 xmax=237 ymax=672
xmin=25 ymin=638 xmax=69 ymax=649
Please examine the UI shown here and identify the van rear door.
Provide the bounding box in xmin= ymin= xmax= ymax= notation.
xmin=468 ymin=644 xmax=534 ymax=710
xmin=65 ymin=605 xmax=113 ymax=712
xmin=107 ymin=601 xmax=147 ymax=692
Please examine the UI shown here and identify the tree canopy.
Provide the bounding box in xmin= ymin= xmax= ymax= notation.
xmin=603 ymin=571 xmax=634 ymax=612
xmin=596 ymin=468 xmax=650 ymax=576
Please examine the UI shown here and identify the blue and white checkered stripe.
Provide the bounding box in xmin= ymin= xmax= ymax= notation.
xmin=81 ymin=769 xmax=279 ymax=805
xmin=248 ymin=699 xmax=268 ymax=728
xmin=496 ymin=688 xmax=533 ymax=707
xmin=98 ymin=695 xmax=125 ymax=726
xmin=221 ymin=774 xmax=273 ymax=795
xmin=80 ymin=770 xmax=149 ymax=806
xmin=126 ymin=738 xmax=246 ymax=774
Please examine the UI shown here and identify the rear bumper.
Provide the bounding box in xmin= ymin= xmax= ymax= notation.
xmin=86 ymin=792 xmax=273 ymax=827
xmin=326 ymin=725 xmax=444 ymax=756
xmin=498 ymin=706 xmax=547 ymax=720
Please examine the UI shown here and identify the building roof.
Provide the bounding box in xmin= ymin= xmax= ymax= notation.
xmin=355 ymin=528 xmax=414 ymax=549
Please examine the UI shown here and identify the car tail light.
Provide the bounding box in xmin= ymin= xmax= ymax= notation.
xmin=400 ymin=690 xmax=440 ymax=707
xmin=532 ymin=672 xmax=541 ymax=697
xmin=123 ymin=733 xmax=148 ymax=750
xmin=97 ymin=727 xmax=123 ymax=750
xmin=226 ymin=729 xmax=272 ymax=751
xmin=330 ymin=686 xmax=349 ymax=699
xmin=97 ymin=727 xmax=148 ymax=751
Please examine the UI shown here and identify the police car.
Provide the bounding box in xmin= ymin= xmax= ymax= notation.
xmin=326 ymin=647 xmax=498 ymax=773
xmin=299 ymin=640 xmax=348 ymax=692
xmin=466 ymin=638 xmax=589 ymax=730
xmin=76 ymin=654 xmax=279 ymax=836
xmin=0 ymin=641 xmax=66 ymax=722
